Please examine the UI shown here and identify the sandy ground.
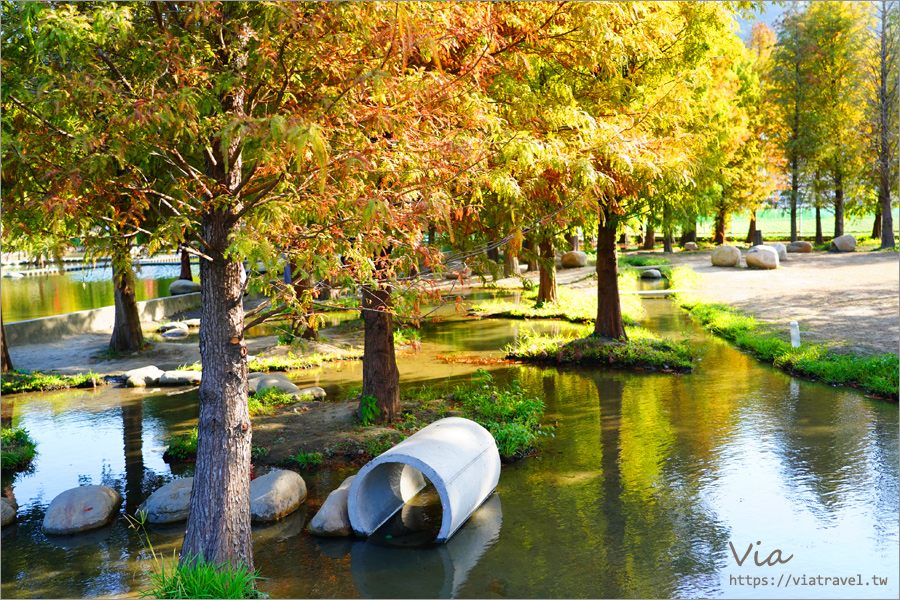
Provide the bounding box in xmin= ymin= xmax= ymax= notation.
xmin=7 ymin=247 xmax=898 ymax=377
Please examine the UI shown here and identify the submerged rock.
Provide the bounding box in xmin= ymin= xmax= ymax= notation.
xmin=640 ymin=269 xmax=662 ymax=279
xmin=250 ymin=470 xmax=307 ymax=522
xmin=42 ymin=485 xmax=123 ymax=535
xmin=161 ymin=329 xmax=189 ymax=339
xmin=139 ymin=478 xmax=193 ymax=524
xmin=294 ymin=386 xmax=327 ymax=400
xmin=157 ymin=322 xmax=188 ymax=333
xmin=125 ymin=365 xmax=165 ymax=387
xmin=308 ymin=476 xmax=355 ymax=537
xmin=159 ymin=370 xmax=201 ymax=386
xmin=252 ymin=374 xmax=300 ymax=395
xmin=1 ymin=497 xmax=17 ymax=527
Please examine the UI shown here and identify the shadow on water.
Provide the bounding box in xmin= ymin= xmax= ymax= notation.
xmin=1 ymin=299 xmax=897 ymax=599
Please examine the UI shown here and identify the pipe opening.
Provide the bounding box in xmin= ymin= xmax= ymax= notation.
xmin=368 ymin=476 xmax=444 ymax=548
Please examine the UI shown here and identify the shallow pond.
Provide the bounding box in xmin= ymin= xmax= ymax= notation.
xmin=1 ymin=264 xmax=200 ymax=323
xmin=1 ymin=299 xmax=897 ymax=599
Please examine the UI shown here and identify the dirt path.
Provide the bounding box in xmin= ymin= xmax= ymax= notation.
xmin=657 ymin=248 xmax=899 ymax=357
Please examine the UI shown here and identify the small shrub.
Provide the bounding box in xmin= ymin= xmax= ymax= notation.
xmin=141 ymin=553 xmax=263 ymax=599
xmin=164 ymin=428 xmax=198 ymax=461
xmin=1 ymin=427 xmax=37 ymax=471
xmin=358 ymin=394 xmax=379 ymax=426
xmin=249 ymin=387 xmax=295 ymax=416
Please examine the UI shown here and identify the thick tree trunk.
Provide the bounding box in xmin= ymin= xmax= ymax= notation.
xmin=880 ymin=189 xmax=895 ymax=249
xmin=745 ymin=211 xmax=757 ymax=244
xmin=833 ymin=168 xmax=844 ymax=238
xmin=537 ymin=239 xmax=558 ymax=304
xmin=877 ymin=1 xmax=895 ymax=250
xmin=362 ymin=285 xmax=401 ymax=423
xmin=179 ymin=248 xmax=193 ymax=281
xmin=790 ymin=155 xmax=799 ymax=242
xmin=182 ymin=209 xmax=253 ymax=570
xmin=1 ymin=319 xmax=12 ymax=372
xmin=503 ymin=250 xmax=520 ymax=278
xmin=109 ymin=245 xmax=144 ymax=354
xmin=663 ymin=233 xmax=674 ymax=253
xmin=641 ymin=221 xmax=655 ymax=250
xmin=713 ymin=204 xmax=728 ymax=246
xmin=872 ymin=207 xmax=882 ymax=240
xmin=815 ymin=207 xmax=824 ymax=245
xmin=486 ymin=246 xmax=500 ymax=262
xmin=594 ymin=221 xmax=627 ymax=340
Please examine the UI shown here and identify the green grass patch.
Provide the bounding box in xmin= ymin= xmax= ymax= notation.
xmin=288 ymin=451 xmax=324 ymax=469
xmin=506 ymin=327 xmax=694 ymax=372
xmin=1 ymin=427 xmax=38 ymax=471
xmin=248 ymin=387 xmax=296 ymax=416
xmin=472 ymin=278 xmax=644 ymax=326
xmin=1 ymin=370 xmax=101 ymax=394
xmin=675 ymin=291 xmax=899 ymax=399
xmin=174 ymin=349 xmax=362 ymax=374
xmin=140 ymin=553 xmax=263 ymax=599
xmin=163 ymin=428 xmax=198 ymax=462
xmin=619 ymin=255 xmax=670 ymax=267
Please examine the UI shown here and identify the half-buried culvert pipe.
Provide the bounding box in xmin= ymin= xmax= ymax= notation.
xmin=347 ymin=417 xmax=501 ymax=543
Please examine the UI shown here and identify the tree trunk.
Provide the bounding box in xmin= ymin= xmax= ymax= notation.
xmin=523 ymin=239 xmax=539 ymax=272
xmin=109 ymin=244 xmax=144 ymax=354
xmin=594 ymin=220 xmax=627 ymax=340
xmin=182 ymin=209 xmax=254 ymax=570
xmin=790 ymin=155 xmax=799 ymax=242
xmin=641 ymin=221 xmax=655 ymax=250
xmin=179 ymin=248 xmax=193 ymax=281
xmin=618 ymin=233 xmax=629 ymax=245
xmin=503 ymin=250 xmax=520 ymax=278
xmin=680 ymin=219 xmax=697 ymax=246
xmin=486 ymin=246 xmax=500 ymax=262
xmin=427 ymin=224 xmax=436 ymax=247
xmin=877 ymin=0 xmax=895 ymax=250
xmin=537 ymin=239 xmax=558 ymax=304
xmin=1 ymin=319 xmax=12 ymax=372
xmin=288 ymin=264 xmax=318 ymax=341
xmin=713 ymin=203 xmax=728 ymax=246
xmin=833 ymin=168 xmax=844 ymax=238
xmin=361 ymin=285 xmax=401 ymax=423
xmin=568 ymin=231 xmax=580 ymax=252
xmin=815 ymin=207 xmax=824 ymax=245
xmin=880 ymin=188 xmax=895 ymax=249
xmin=663 ymin=233 xmax=673 ymax=253
xmin=872 ymin=207 xmax=882 ymax=240
xmin=745 ymin=210 xmax=757 ymax=244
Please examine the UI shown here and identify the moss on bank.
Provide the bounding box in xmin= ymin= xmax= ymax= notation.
xmin=669 ymin=266 xmax=899 ymax=400
xmin=1 ymin=427 xmax=38 ymax=471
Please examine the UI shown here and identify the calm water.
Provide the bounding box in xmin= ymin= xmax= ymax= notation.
xmin=1 ymin=264 xmax=198 ymax=323
xmin=1 ymin=300 xmax=897 ymax=599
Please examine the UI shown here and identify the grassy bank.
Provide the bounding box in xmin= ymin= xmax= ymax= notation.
xmin=669 ymin=267 xmax=899 ymax=399
xmin=1 ymin=370 xmax=101 ymax=394
xmin=1 ymin=427 xmax=38 ymax=471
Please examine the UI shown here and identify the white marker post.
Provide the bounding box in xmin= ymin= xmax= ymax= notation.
xmin=790 ymin=321 xmax=801 ymax=348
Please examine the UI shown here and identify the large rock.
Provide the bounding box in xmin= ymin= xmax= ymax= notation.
xmin=770 ymin=243 xmax=788 ymax=261
xmin=444 ymin=266 xmax=472 ymax=280
xmin=711 ymin=245 xmax=741 ymax=267
xmin=168 ymin=279 xmax=201 ymax=295
xmin=158 ymin=370 xmax=202 ymax=386
xmin=683 ymin=242 xmax=699 ymax=251
xmin=249 ymin=470 xmax=307 ymax=522
xmin=295 ymin=386 xmax=327 ymax=400
xmin=125 ymin=365 xmax=165 ymax=388
xmin=787 ymin=241 xmax=813 ymax=253
xmin=253 ymin=374 xmax=300 ymax=395
xmin=308 ymin=476 xmax=355 ymax=537
xmin=640 ymin=269 xmax=662 ymax=279
xmin=139 ymin=478 xmax=193 ymax=524
xmin=42 ymin=485 xmax=123 ymax=535
xmin=560 ymin=251 xmax=588 ymax=269
xmin=182 ymin=318 xmax=201 ymax=328
xmin=830 ymin=234 xmax=857 ymax=252
xmin=1 ymin=497 xmax=16 ymax=527
xmin=745 ymin=245 xmax=779 ymax=269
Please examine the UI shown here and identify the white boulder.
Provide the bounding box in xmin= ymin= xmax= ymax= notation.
xmin=770 ymin=243 xmax=788 ymax=261
xmin=159 ymin=370 xmax=202 ymax=386
xmin=560 ymin=251 xmax=588 ymax=268
xmin=830 ymin=234 xmax=857 ymax=252
xmin=683 ymin=242 xmax=699 ymax=251
xmin=125 ymin=365 xmax=165 ymax=387
xmin=711 ymin=245 xmax=741 ymax=267
xmin=746 ymin=245 xmax=779 ymax=269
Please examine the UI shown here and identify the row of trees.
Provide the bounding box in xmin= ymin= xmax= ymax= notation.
xmin=771 ymin=0 xmax=898 ymax=247
xmin=1 ymin=0 xmax=894 ymax=575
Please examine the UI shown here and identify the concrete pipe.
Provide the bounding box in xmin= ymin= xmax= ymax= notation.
xmin=347 ymin=417 xmax=501 ymax=542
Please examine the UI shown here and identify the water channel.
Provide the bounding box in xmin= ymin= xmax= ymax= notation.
xmin=1 ymin=264 xmax=198 ymax=323
xmin=1 ymin=298 xmax=897 ymax=599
